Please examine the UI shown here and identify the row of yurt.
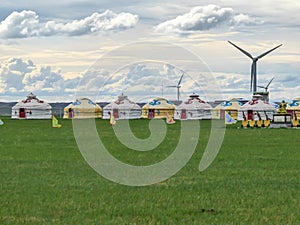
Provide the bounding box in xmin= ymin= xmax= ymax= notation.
xmin=11 ymin=93 xmax=52 ymax=119
xmin=9 ymin=93 xmax=224 ymax=120
xmin=10 ymin=93 xmax=284 ymax=121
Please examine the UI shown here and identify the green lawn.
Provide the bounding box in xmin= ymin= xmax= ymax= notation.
xmin=0 ymin=118 xmax=299 ymax=224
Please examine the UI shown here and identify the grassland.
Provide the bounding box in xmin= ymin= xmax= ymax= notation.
xmin=0 ymin=118 xmax=299 ymax=224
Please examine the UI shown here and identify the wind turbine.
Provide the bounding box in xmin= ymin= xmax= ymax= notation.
xmin=167 ymin=73 xmax=184 ymax=101
xmin=257 ymin=77 xmax=274 ymax=92
xmin=228 ymin=41 xmax=282 ymax=93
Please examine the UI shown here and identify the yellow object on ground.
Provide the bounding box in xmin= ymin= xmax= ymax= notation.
xmin=264 ymin=119 xmax=271 ymax=127
xmin=292 ymin=119 xmax=299 ymax=127
xmin=52 ymin=115 xmax=62 ymax=128
xmin=242 ymin=120 xmax=248 ymax=128
xmin=256 ymin=120 xmax=263 ymax=127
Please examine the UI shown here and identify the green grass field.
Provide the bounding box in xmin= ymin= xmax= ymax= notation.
xmin=0 ymin=118 xmax=299 ymax=224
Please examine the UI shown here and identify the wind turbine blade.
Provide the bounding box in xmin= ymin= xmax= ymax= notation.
xmin=266 ymin=77 xmax=274 ymax=88
xmin=228 ymin=41 xmax=253 ymax=59
xmin=257 ymin=85 xmax=265 ymax=88
xmin=178 ymin=74 xmax=184 ymax=85
xmin=167 ymin=85 xmax=177 ymax=88
xmin=256 ymin=44 xmax=282 ymax=59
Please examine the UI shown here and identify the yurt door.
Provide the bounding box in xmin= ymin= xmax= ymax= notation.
xmin=247 ymin=110 xmax=253 ymax=120
xmin=181 ymin=109 xmax=187 ymax=119
xmin=148 ymin=109 xmax=154 ymax=119
xmin=68 ymin=108 xmax=74 ymax=118
xmin=19 ymin=108 xmax=26 ymax=118
xmin=220 ymin=110 xmax=225 ymax=119
xmin=113 ymin=109 xmax=119 ymax=119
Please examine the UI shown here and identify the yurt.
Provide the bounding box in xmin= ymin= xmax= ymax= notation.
xmin=174 ymin=94 xmax=212 ymax=120
xmin=102 ymin=94 xmax=141 ymax=119
xmin=11 ymin=93 xmax=52 ymax=119
xmin=238 ymin=95 xmax=276 ymax=121
xmin=142 ymin=97 xmax=175 ymax=119
xmin=213 ymin=98 xmax=243 ymax=119
xmin=63 ymin=98 xmax=102 ymax=119
xmin=287 ymin=98 xmax=300 ymax=118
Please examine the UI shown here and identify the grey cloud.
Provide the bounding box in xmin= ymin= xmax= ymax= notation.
xmin=0 ymin=10 xmax=139 ymax=38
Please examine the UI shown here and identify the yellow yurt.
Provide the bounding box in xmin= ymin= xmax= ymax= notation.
xmin=287 ymin=98 xmax=300 ymax=119
xmin=142 ymin=97 xmax=175 ymax=119
xmin=63 ymin=98 xmax=102 ymax=119
xmin=213 ymin=98 xmax=243 ymax=119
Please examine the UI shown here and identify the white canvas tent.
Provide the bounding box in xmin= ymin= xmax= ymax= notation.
xmin=174 ymin=94 xmax=212 ymax=120
xmin=63 ymin=98 xmax=102 ymax=119
xmin=238 ymin=95 xmax=276 ymax=121
xmin=102 ymin=94 xmax=141 ymax=119
xmin=11 ymin=93 xmax=52 ymax=119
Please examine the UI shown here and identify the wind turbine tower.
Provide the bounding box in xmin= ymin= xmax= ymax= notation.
xmin=167 ymin=73 xmax=184 ymax=101
xmin=228 ymin=41 xmax=282 ymax=93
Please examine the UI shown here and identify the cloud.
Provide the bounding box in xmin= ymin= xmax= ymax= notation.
xmin=0 ymin=58 xmax=70 ymax=94
xmin=154 ymin=4 xmax=261 ymax=34
xmin=0 ymin=10 xmax=139 ymax=38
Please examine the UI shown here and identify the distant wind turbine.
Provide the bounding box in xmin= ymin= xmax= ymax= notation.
xmin=228 ymin=41 xmax=282 ymax=93
xmin=167 ymin=73 xmax=184 ymax=101
xmin=257 ymin=77 xmax=274 ymax=92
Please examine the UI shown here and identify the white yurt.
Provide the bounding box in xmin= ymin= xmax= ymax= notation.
xmin=102 ymin=94 xmax=141 ymax=119
xmin=11 ymin=93 xmax=52 ymax=119
xmin=63 ymin=98 xmax=102 ymax=119
xmin=174 ymin=94 xmax=212 ymax=120
xmin=238 ymin=95 xmax=276 ymax=121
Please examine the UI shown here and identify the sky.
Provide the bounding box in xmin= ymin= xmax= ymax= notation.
xmin=0 ymin=1 xmax=300 ymax=103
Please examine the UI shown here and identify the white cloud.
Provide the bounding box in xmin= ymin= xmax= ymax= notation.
xmin=0 ymin=58 xmax=68 ymax=94
xmin=155 ymin=4 xmax=261 ymax=34
xmin=0 ymin=10 xmax=139 ymax=38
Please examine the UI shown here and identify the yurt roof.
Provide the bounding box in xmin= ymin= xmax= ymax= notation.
xmin=287 ymin=98 xmax=300 ymax=110
xmin=176 ymin=94 xmax=212 ymax=110
xmin=214 ymin=98 xmax=243 ymax=110
xmin=239 ymin=99 xmax=275 ymax=111
xmin=103 ymin=94 xmax=141 ymax=110
xmin=142 ymin=97 xmax=175 ymax=109
xmin=65 ymin=97 xmax=102 ymax=109
xmin=12 ymin=93 xmax=51 ymax=109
